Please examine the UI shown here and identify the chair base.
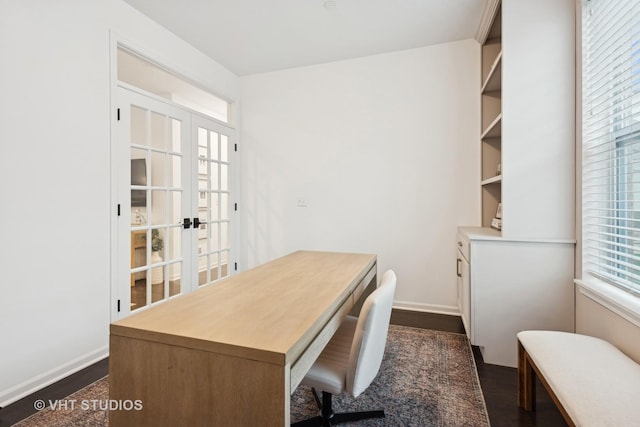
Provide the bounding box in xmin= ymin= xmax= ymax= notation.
xmin=291 ymin=388 xmax=385 ymax=427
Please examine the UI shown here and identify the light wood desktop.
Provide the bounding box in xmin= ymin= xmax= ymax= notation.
xmin=109 ymin=250 xmax=377 ymax=426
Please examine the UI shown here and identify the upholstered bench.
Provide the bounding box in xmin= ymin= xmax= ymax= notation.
xmin=517 ymin=330 xmax=640 ymax=427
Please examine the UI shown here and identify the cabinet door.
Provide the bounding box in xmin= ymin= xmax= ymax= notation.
xmin=460 ymin=256 xmax=471 ymax=340
xmin=457 ymin=251 xmax=471 ymax=339
xmin=457 ymin=257 xmax=463 ymax=314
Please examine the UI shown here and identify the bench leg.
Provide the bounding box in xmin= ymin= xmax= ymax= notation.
xmin=517 ymin=339 xmax=536 ymax=411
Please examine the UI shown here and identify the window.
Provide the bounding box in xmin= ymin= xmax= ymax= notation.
xmin=117 ymin=48 xmax=231 ymax=123
xmin=582 ymin=0 xmax=640 ymax=295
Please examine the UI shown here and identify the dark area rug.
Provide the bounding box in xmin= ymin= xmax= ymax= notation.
xmin=15 ymin=325 xmax=489 ymax=426
xmin=292 ymin=325 xmax=489 ymax=426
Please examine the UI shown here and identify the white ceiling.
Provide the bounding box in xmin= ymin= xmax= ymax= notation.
xmin=123 ymin=0 xmax=487 ymax=76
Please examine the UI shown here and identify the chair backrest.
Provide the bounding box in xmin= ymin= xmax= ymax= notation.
xmin=346 ymin=270 xmax=397 ymax=397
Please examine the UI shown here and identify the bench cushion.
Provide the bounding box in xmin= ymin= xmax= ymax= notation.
xmin=518 ymin=330 xmax=640 ymax=427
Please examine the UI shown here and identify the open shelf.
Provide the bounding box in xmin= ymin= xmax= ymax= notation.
xmin=480 ymin=7 xmax=502 ymax=231
xmin=481 ymin=51 xmax=502 ymax=94
xmin=481 ymin=113 xmax=502 ymax=139
xmin=481 ymin=183 xmax=501 ymax=230
xmin=481 ymin=175 xmax=502 ymax=186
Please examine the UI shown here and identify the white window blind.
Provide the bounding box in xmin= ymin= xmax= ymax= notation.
xmin=583 ymin=0 xmax=640 ymax=295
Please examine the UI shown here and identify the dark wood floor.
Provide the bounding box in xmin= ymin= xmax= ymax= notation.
xmin=0 ymin=310 xmax=565 ymax=426
xmin=0 ymin=358 xmax=109 ymax=427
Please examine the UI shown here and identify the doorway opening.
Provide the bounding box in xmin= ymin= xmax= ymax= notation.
xmin=113 ymin=46 xmax=237 ymax=320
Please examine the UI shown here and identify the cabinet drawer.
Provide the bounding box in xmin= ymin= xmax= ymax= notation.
xmin=456 ymin=233 xmax=470 ymax=262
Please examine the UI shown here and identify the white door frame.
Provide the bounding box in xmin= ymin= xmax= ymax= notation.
xmin=109 ymin=35 xmax=239 ymax=321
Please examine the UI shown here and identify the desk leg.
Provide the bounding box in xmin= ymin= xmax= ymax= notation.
xmin=110 ymin=335 xmax=289 ymax=426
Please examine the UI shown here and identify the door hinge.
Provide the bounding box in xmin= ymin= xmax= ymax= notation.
xmin=234 ymin=203 xmax=238 ymax=211
xmin=234 ymin=262 xmax=238 ymax=271
xmin=117 ymin=204 xmax=121 ymax=216
xmin=234 ymin=143 xmax=237 ymax=152
xmin=117 ymin=299 xmax=121 ymax=312
xmin=117 ymin=108 xmax=120 ymax=121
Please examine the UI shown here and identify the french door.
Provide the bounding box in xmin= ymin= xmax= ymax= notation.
xmin=114 ymin=87 xmax=235 ymax=319
xmin=192 ymin=115 xmax=234 ymax=287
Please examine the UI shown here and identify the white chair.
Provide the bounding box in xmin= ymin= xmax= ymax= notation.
xmin=292 ymin=270 xmax=397 ymax=426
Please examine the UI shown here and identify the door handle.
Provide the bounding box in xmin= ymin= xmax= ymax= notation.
xmin=456 ymin=259 xmax=462 ymax=278
xmin=183 ymin=218 xmax=192 ymax=229
xmin=193 ymin=217 xmax=201 ymax=229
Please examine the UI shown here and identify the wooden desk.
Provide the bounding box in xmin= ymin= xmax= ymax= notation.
xmin=109 ymin=250 xmax=377 ymax=426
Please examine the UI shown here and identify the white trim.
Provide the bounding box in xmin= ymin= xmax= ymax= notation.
xmin=0 ymin=346 xmax=108 ymax=408
xmin=575 ymin=278 xmax=640 ymax=328
xmin=575 ymin=0 xmax=583 ymax=277
xmin=459 ymin=226 xmax=576 ymax=244
xmin=475 ymin=0 xmax=501 ymax=43
xmin=393 ymin=300 xmax=459 ymax=316
xmin=116 ymin=82 xmax=235 ymax=131
xmin=110 ymin=31 xmax=237 ymax=107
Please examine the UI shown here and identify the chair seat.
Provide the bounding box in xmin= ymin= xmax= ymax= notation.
xmin=301 ymin=316 xmax=358 ymax=395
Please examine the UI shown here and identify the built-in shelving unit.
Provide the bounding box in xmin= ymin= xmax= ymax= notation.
xmin=480 ymin=6 xmax=502 ymax=230
xmin=456 ymin=0 xmax=576 ymax=368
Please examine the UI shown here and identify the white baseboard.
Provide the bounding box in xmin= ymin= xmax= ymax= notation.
xmin=393 ymin=300 xmax=460 ymax=316
xmin=0 ymin=345 xmax=109 ymax=408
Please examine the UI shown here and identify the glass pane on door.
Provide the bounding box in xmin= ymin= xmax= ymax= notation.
xmin=129 ymin=106 xmax=184 ymax=311
xmin=196 ymin=126 xmax=232 ymax=286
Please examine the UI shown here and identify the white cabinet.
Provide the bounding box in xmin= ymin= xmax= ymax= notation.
xmin=458 ymin=0 xmax=576 ymax=367
xmin=458 ymin=227 xmax=575 ymax=367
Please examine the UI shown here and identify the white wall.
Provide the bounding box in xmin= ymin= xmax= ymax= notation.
xmin=576 ymin=291 xmax=640 ymax=363
xmin=0 ymin=0 xmax=238 ymax=406
xmin=240 ymin=40 xmax=480 ymax=312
